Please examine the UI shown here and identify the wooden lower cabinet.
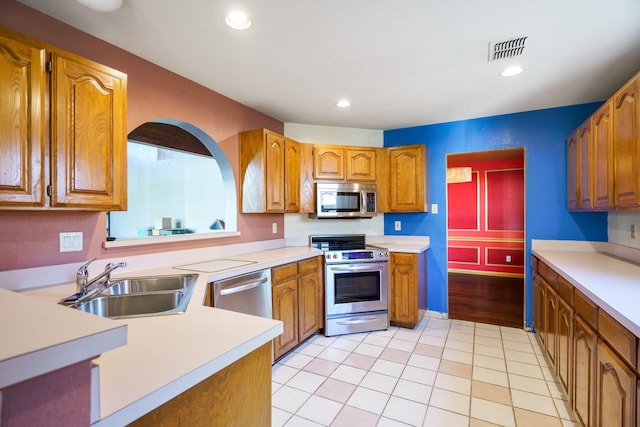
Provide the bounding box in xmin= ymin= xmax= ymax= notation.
xmin=129 ymin=343 xmax=272 ymax=427
xmin=596 ymin=341 xmax=636 ymax=427
xmin=574 ymin=314 xmax=597 ymax=427
xmin=272 ymin=257 xmax=322 ymax=360
xmin=545 ymin=286 xmax=559 ymax=368
xmin=557 ymin=296 xmax=574 ymax=397
xmin=389 ymin=252 xmax=418 ymax=328
xmin=532 ymin=271 xmax=547 ymax=346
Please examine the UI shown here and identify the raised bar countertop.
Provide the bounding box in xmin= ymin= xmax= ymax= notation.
xmin=531 ymin=239 xmax=640 ymax=338
xmin=14 ymin=245 xmax=322 ymax=426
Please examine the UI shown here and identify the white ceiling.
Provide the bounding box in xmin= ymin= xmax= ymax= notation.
xmin=16 ymin=0 xmax=640 ymax=130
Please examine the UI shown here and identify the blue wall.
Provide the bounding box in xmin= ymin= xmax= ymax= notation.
xmin=384 ymin=104 xmax=608 ymax=327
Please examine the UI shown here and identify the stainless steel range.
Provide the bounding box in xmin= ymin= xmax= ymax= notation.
xmin=310 ymin=235 xmax=389 ymax=336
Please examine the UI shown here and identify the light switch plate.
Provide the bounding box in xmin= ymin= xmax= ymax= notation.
xmin=431 ymin=204 xmax=438 ymax=214
xmin=60 ymin=232 xmax=83 ymax=252
xmin=272 ymin=223 xmax=277 ymax=234
xmin=394 ymin=221 xmax=401 ymax=231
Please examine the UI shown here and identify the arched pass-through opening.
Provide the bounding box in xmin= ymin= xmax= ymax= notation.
xmin=108 ymin=119 xmax=237 ymax=240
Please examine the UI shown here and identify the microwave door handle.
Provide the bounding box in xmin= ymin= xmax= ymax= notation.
xmin=219 ymin=277 xmax=268 ymax=296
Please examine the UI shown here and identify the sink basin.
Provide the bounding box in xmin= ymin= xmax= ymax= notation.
xmin=76 ymin=291 xmax=188 ymax=319
xmin=72 ymin=273 xmax=198 ymax=319
xmin=103 ymin=274 xmax=196 ymax=295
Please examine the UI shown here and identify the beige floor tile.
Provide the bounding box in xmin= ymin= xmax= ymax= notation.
xmin=408 ymin=353 xmax=440 ymax=371
xmin=314 ymin=378 xmax=356 ymax=403
xmin=413 ymin=343 xmax=444 ymax=358
xmin=401 ymin=365 xmax=437 ymax=386
xmin=342 ymin=352 xmax=376 ymax=370
xmin=472 ymin=366 xmax=509 ymax=387
xmin=424 ymin=406 xmax=469 ymax=427
xmin=382 ymin=396 xmax=428 ymax=426
xmin=554 ymin=398 xmax=576 ymax=421
xmin=287 ymin=370 xmax=326 ymax=393
xmin=353 ymin=342 xmax=384 ymax=358
xmin=330 ymin=364 xmax=367 ymax=385
xmin=508 ymin=373 xmax=550 ymax=396
xmin=395 ymin=329 xmax=423 ymax=343
xmin=475 ymin=328 xmax=502 ymax=339
xmin=363 ymin=334 xmax=392 ymax=348
xmin=423 ymin=328 xmax=449 ymax=338
xmin=297 ymin=395 xmax=343 ymax=425
xmin=360 ymin=371 xmax=398 ymax=394
xmin=386 ymin=338 xmax=417 ymax=353
xmin=438 ymin=359 xmax=473 ymax=379
xmin=474 ymin=335 xmax=503 ymax=348
xmin=380 ymin=347 xmax=412 ymax=364
xmin=504 ymin=348 xmax=540 ymax=365
xmin=317 ymin=347 xmax=351 ymax=363
xmin=371 ymin=358 xmax=406 ymax=378
xmin=511 ymin=389 xmax=558 ymax=417
xmin=330 ymin=405 xmax=379 ymax=427
xmin=474 ymin=343 xmax=505 ymax=359
xmin=434 ymin=372 xmax=471 ymax=395
xmin=448 ymin=330 xmax=475 ymax=343
xmin=419 ymin=334 xmax=447 ymax=347
xmin=429 ymin=388 xmax=471 ymax=416
xmin=346 ymin=386 xmax=390 ymax=415
xmin=502 ymin=340 xmax=533 ymax=353
xmin=473 ymin=354 xmax=507 ymax=371
xmin=469 ymin=418 xmax=503 ymax=427
xmin=476 ymin=322 xmax=501 ymax=331
xmin=506 ymin=359 xmax=544 ymax=379
xmin=471 ymin=380 xmax=511 ymax=406
xmin=272 ymin=407 xmax=292 ymax=427
xmin=392 ymin=379 xmax=432 ymax=404
xmin=514 ymin=408 xmax=563 ymax=427
xmin=329 ymin=337 xmax=360 ymax=352
xmin=470 ymin=397 xmax=515 ymax=427
xmin=303 ymin=358 xmax=340 ymax=377
xmin=281 ymin=352 xmax=314 ymax=369
xmin=446 ymin=338 xmax=474 ymax=353
xmin=442 ymin=348 xmax=473 ymax=364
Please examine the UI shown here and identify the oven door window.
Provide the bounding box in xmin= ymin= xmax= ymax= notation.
xmin=334 ymin=271 xmax=381 ymax=304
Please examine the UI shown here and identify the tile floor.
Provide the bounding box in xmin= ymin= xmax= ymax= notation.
xmin=271 ymin=314 xmax=577 ymax=427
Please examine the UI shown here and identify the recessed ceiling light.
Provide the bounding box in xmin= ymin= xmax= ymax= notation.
xmin=225 ymin=10 xmax=251 ymax=30
xmin=501 ymin=66 xmax=524 ymax=77
xmin=75 ymin=0 xmax=123 ymax=12
xmin=336 ymin=99 xmax=351 ymax=108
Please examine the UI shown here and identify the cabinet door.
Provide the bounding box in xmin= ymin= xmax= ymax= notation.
xmin=592 ymin=101 xmax=615 ymax=210
xmin=298 ymin=143 xmax=315 ymax=213
xmin=388 ymin=145 xmax=426 ymax=212
xmin=51 ymin=53 xmax=127 ymax=210
xmin=557 ymin=296 xmax=573 ymax=397
xmin=298 ymin=269 xmax=320 ymax=342
xmin=389 ymin=252 xmax=418 ymax=328
xmin=284 ymin=138 xmax=300 ymax=212
xmin=532 ymin=271 xmax=547 ymax=346
xmin=346 ymin=148 xmax=377 ymax=181
xmin=613 ymin=75 xmax=640 ymax=208
xmin=567 ymin=129 xmax=579 ymax=210
xmin=596 ymin=341 xmax=635 ymax=427
xmin=272 ymin=278 xmax=298 ymax=360
xmin=0 ymin=32 xmax=46 ymax=207
xmin=265 ymin=131 xmax=286 ymax=212
xmin=314 ymin=146 xmax=345 ymax=180
xmin=545 ymin=286 xmax=558 ymax=368
xmin=573 ymin=315 xmax=597 ymax=427
xmin=578 ymin=119 xmax=593 ymax=210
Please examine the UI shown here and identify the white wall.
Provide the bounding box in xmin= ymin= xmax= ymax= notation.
xmin=609 ymin=211 xmax=640 ymax=249
xmin=283 ymin=123 xmax=385 ymax=240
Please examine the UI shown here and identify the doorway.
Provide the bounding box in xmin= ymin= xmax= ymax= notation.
xmin=446 ymin=148 xmax=525 ymax=328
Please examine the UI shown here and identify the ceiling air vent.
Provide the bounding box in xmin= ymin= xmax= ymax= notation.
xmin=489 ymin=36 xmax=527 ymax=61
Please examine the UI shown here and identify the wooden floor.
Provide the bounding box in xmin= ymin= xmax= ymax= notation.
xmin=448 ymin=272 xmax=524 ymax=328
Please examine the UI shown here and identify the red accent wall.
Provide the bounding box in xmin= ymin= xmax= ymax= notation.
xmin=0 ymin=1 xmax=285 ymax=271
xmin=447 ymin=157 xmax=525 ymax=276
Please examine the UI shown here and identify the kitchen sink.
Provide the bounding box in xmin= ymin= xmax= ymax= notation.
xmin=103 ymin=274 xmax=196 ymax=295
xmin=69 ymin=273 xmax=198 ymax=319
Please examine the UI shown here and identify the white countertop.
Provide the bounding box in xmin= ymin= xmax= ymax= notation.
xmin=366 ymin=235 xmax=430 ymax=253
xmin=531 ymin=240 xmax=640 ymax=337
xmin=19 ymin=245 xmax=322 ymax=426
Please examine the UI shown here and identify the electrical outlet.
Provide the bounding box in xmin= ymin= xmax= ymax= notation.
xmin=60 ymin=232 xmax=83 ymax=252
xmin=506 ymin=255 xmax=512 ymax=263
xmin=394 ymin=221 xmax=401 ymax=231
xmin=272 ymin=223 xmax=277 ymax=234
xmin=431 ymin=204 xmax=438 ymax=214
xmin=632 ymin=224 xmax=637 ymax=239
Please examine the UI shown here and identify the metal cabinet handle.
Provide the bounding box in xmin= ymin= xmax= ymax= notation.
xmin=336 ymin=317 xmax=379 ymax=325
xmin=219 ymin=277 xmax=268 ymax=296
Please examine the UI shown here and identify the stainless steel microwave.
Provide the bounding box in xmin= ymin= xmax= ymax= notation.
xmin=311 ymin=183 xmax=377 ymax=219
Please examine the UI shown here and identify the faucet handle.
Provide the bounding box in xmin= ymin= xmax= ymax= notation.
xmin=78 ymin=257 xmax=98 ymax=275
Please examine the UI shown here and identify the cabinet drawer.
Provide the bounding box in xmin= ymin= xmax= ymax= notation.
xmin=574 ymin=289 xmax=598 ymax=330
xmin=556 ymin=276 xmax=574 ymax=305
xmin=298 ymin=257 xmax=319 ymax=275
xmin=537 ymin=260 xmax=558 ymax=288
xmin=598 ymin=309 xmax=636 ymax=368
xmin=272 ymin=262 xmax=298 ymax=283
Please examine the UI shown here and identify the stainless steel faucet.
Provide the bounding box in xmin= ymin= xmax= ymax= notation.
xmin=76 ymin=258 xmax=127 ymax=295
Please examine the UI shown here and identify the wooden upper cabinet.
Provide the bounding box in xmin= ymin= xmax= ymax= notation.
xmin=346 ymin=148 xmax=377 ymax=181
xmin=578 ymin=119 xmax=593 ymax=210
xmin=239 ymin=129 xmax=289 ymax=213
xmin=387 ymin=144 xmax=428 ymax=212
xmin=284 ymin=138 xmax=300 ymax=212
xmin=313 ymin=145 xmax=345 ymax=180
xmin=613 ymin=73 xmax=640 ymax=208
xmin=0 ymin=27 xmax=127 ymax=211
xmin=592 ymin=100 xmax=615 ymax=210
xmin=0 ymin=31 xmax=46 ymax=208
xmin=298 ymin=142 xmax=315 ymax=213
xmin=50 ymin=52 xmax=127 ymax=210
xmin=567 ymin=129 xmax=579 ymax=210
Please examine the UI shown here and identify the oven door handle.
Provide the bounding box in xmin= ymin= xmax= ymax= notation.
xmin=336 ymin=316 xmax=381 ymax=325
xmin=329 ymin=264 xmax=385 ymax=272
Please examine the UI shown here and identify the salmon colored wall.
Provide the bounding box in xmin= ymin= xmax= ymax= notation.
xmin=0 ymin=1 xmax=285 ymax=271
xmin=447 ymin=157 xmax=525 ymax=276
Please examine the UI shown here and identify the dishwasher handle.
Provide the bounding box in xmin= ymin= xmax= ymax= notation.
xmin=218 ymin=276 xmax=269 ymax=296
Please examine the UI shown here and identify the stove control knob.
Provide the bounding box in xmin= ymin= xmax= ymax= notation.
xmin=333 ymin=254 xmax=338 ymax=259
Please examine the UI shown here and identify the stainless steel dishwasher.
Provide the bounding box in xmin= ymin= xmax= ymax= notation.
xmin=211 ymin=269 xmax=272 ymax=318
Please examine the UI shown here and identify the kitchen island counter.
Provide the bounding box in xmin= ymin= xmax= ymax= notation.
xmin=18 ymin=245 xmax=322 ymax=426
